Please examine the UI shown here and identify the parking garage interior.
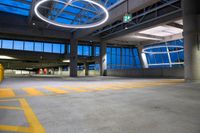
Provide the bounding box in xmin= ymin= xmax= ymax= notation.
xmin=0 ymin=0 xmax=200 ymax=133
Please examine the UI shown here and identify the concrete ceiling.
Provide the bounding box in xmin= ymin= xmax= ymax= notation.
xmin=107 ymin=19 xmax=183 ymax=45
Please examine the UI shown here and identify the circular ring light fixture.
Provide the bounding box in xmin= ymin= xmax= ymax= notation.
xmin=142 ymin=45 xmax=184 ymax=54
xmin=34 ymin=0 xmax=109 ymax=28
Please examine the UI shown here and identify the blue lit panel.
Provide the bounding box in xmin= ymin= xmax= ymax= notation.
xmin=53 ymin=44 xmax=61 ymax=53
xmin=44 ymin=43 xmax=52 ymax=53
xmin=14 ymin=41 xmax=23 ymax=50
xmin=0 ymin=0 xmax=31 ymax=16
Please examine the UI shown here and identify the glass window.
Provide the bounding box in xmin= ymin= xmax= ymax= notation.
xmin=95 ymin=46 xmax=100 ymax=56
xmin=78 ymin=45 xmax=82 ymax=55
xmin=144 ymin=39 xmax=184 ymax=68
xmin=53 ymin=44 xmax=61 ymax=53
xmin=35 ymin=42 xmax=43 ymax=52
xmin=14 ymin=41 xmax=23 ymax=50
xmin=44 ymin=43 xmax=52 ymax=53
xmin=2 ymin=40 xmax=13 ymax=49
xmin=24 ymin=41 xmax=34 ymax=51
xmin=61 ymin=44 xmax=65 ymax=54
xmin=83 ymin=46 xmax=90 ymax=56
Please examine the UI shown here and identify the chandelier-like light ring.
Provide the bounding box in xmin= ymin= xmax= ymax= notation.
xmin=34 ymin=0 xmax=109 ymax=28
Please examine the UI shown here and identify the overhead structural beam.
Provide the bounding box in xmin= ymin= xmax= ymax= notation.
xmin=167 ymin=22 xmax=183 ymax=29
xmin=28 ymin=0 xmax=37 ymax=24
xmin=100 ymin=0 xmax=182 ymax=41
xmin=74 ymin=0 xmax=159 ymax=39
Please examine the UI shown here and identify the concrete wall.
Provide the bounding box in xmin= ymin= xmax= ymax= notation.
xmin=107 ymin=68 xmax=184 ymax=78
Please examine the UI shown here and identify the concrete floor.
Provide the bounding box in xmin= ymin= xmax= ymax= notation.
xmin=0 ymin=76 xmax=200 ymax=133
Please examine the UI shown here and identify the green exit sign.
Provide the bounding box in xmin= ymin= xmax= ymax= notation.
xmin=123 ymin=14 xmax=132 ymax=23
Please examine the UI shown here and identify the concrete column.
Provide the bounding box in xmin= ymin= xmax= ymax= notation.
xmin=58 ymin=67 xmax=62 ymax=75
xmin=84 ymin=62 xmax=89 ymax=76
xmin=64 ymin=44 xmax=68 ymax=56
xmin=70 ymin=33 xmax=78 ymax=77
xmin=137 ymin=45 xmax=148 ymax=68
xmin=183 ymin=0 xmax=200 ymax=81
xmin=100 ymin=42 xmax=107 ymax=76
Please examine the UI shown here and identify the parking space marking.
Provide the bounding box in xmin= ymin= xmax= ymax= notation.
xmin=23 ymin=88 xmax=44 ymax=96
xmin=19 ymin=99 xmax=45 ymax=133
xmin=0 ymin=88 xmax=15 ymax=98
xmin=0 ymin=98 xmax=45 ymax=133
xmin=62 ymin=86 xmax=90 ymax=92
xmin=43 ymin=86 xmax=68 ymax=94
xmin=0 ymin=106 xmax=22 ymax=110
xmin=0 ymin=125 xmax=30 ymax=133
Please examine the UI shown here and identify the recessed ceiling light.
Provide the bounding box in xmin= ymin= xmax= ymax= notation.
xmin=32 ymin=22 xmax=36 ymax=26
xmin=0 ymin=55 xmax=16 ymax=60
xmin=63 ymin=60 xmax=70 ymax=63
xmin=139 ymin=26 xmax=183 ymax=37
xmin=133 ymin=35 xmax=162 ymax=41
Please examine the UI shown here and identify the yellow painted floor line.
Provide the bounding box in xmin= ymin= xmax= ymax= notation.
xmin=62 ymin=86 xmax=90 ymax=92
xmin=0 ymin=89 xmax=15 ymax=98
xmin=0 ymin=99 xmax=19 ymax=102
xmin=43 ymin=86 xmax=68 ymax=94
xmin=23 ymin=88 xmax=44 ymax=96
xmin=94 ymin=88 xmax=109 ymax=91
xmin=0 ymin=106 xmax=22 ymax=110
xmin=19 ymin=98 xmax=45 ymax=133
xmin=0 ymin=125 xmax=31 ymax=133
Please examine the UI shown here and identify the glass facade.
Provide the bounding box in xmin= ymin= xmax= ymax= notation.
xmin=0 ymin=0 xmax=31 ymax=16
xmin=144 ymin=39 xmax=184 ymax=68
xmin=107 ymin=47 xmax=141 ymax=70
xmin=0 ymin=39 xmax=65 ymax=54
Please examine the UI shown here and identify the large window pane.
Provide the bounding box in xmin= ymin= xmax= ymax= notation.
xmin=14 ymin=41 xmax=23 ymax=50
xmin=61 ymin=44 xmax=65 ymax=54
xmin=95 ymin=46 xmax=100 ymax=56
xmin=35 ymin=42 xmax=43 ymax=52
xmin=44 ymin=43 xmax=52 ymax=53
xmin=2 ymin=40 xmax=13 ymax=49
xmin=83 ymin=46 xmax=90 ymax=56
xmin=24 ymin=41 xmax=34 ymax=51
xmin=78 ymin=45 xmax=82 ymax=55
xmin=53 ymin=44 xmax=61 ymax=53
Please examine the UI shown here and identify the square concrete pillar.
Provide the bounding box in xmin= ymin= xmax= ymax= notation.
xmin=183 ymin=0 xmax=200 ymax=81
xmin=100 ymin=42 xmax=107 ymax=76
xmin=70 ymin=33 xmax=78 ymax=77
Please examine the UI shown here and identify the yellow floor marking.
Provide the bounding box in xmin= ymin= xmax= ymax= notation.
xmin=0 ymin=106 xmax=22 ymax=110
xmin=23 ymin=88 xmax=44 ymax=96
xmin=19 ymin=98 xmax=45 ymax=133
xmin=0 ymin=89 xmax=15 ymax=98
xmin=43 ymin=86 xmax=68 ymax=94
xmin=0 ymin=125 xmax=31 ymax=133
xmin=62 ymin=86 xmax=90 ymax=92
xmin=0 ymin=99 xmax=19 ymax=102
xmin=94 ymin=88 xmax=109 ymax=91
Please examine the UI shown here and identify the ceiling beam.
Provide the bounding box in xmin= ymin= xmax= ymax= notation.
xmin=167 ymin=22 xmax=183 ymax=29
xmin=28 ymin=0 xmax=37 ymax=24
xmin=74 ymin=0 xmax=159 ymax=39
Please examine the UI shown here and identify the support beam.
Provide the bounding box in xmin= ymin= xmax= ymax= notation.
xmin=137 ymin=45 xmax=149 ymax=68
xmin=100 ymin=42 xmax=107 ymax=76
xmin=28 ymin=0 xmax=37 ymax=24
xmin=167 ymin=22 xmax=183 ymax=29
xmin=74 ymin=0 xmax=159 ymax=39
xmin=84 ymin=62 xmax=89 ymax=76
xmin=69 ymin=33 xmax=78 ymax=77
xmin=183 ymin=0 xmax=200 ymax=81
